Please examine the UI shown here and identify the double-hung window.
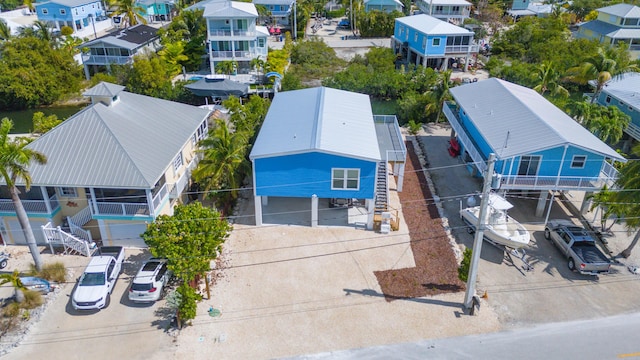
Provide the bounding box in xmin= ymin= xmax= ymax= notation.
xmin=58 ymin=187 xmax=77 ymax=197
xmin=332 ymin=168 xmax=360 ymax=190
xmin=571 ymin=155 xmax=587 ymax=169
xmin=173 ymin=153 xmax=183 ymax=172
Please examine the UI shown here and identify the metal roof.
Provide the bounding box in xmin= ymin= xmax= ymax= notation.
xmin=578 ymin=20 xmax=640 ymax=39
xmin=82 ymin=82 xmax=125 ymax=97
xmin=252 ymin=0 xmax=294 ymax=6
xmin=449 ymin=78 xmax=625 ymax=161
xmin=395 ymin=14 xmax=473 ymax=35
xmin=250 ymin=87 xmax=382 ymax=162
xmin=35 ymin=0 xmax=99 ymax=8
xmin=79 ymin=25 xmax=159 ymax=50
xmin=598 ymin=3 xmax=640 ymax=18
xmin=364 ymin=0 xmax=404 ymax=6
xmin=23 ymin=84 xmax=211 ymax=189
xmin=426 ymin=0 xmax=471 ymax=5
xmin=601 ymin=72 xmax=640 ymax=111
xmin=203 ymin=0 xmax=258 ymax=17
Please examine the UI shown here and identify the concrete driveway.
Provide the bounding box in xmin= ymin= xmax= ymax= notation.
xmin=4 ymin=249 xmax=174 ymax=360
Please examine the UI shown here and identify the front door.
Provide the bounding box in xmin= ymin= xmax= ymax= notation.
xmin=518 ymin=155 xmax=541 ymax=176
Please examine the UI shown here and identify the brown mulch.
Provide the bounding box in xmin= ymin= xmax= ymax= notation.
xmin=374 ymin=141 xmax=465 ymax=301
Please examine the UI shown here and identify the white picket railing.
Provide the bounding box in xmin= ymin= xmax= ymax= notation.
xmin=67 ymin=206 xmax=93 ymax=244
xmin=42 ymin=223 xmax=94 ymax=257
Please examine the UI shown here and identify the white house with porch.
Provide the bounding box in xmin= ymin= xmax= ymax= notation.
xmin=0 ymin=82 xmax=210 ymax=251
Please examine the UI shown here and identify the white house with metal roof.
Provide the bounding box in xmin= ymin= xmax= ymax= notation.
xmin=252 ymin=0 xmax=295 ymax=26
xmin=415 ymin=0 xmax=471 ymax=23
xmin=78 ymin=24 xmax=161 ymax=80
xmin=0 ymin=82 xmax=210 ymax=248
xmin=443 ymin=78 xmax=626 ymax=216
xmin=595 ymin=72 xmax=640 ymax=145
xmin=249 ymin=87 xmax=406 ymax=229
xmin=392 ymin=14 xmax=478 ymax=72
xmin=576 ymin=3 xmax=640 ymax=60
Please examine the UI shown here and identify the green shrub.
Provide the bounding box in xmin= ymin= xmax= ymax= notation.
xmin=30 ymin=262 xmax=66 ymax=283
xmin=60 ymin=26 xmax=74 ymax=36
xmin=21 ymin=290 xmax=43 ymax=310
xmin=458 ymin=248 xmax=472 ymax=283
xmin=407 ymin=120 xmax=422 ymax=135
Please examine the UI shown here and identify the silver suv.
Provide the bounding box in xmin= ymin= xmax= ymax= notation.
xmin=128 ymin=258 xmax=171 ymax=303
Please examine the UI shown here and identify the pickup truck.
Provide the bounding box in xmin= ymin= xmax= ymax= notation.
xmin=544 ymin=220 xmax=611 ymax=275
xmin=72 ymin=246 xmax=125 ymax=310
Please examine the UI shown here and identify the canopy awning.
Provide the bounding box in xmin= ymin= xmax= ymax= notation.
xmin=184 ymin=78 xmax=249 ymax=98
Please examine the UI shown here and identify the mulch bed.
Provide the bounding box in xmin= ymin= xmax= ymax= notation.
xmin=374 ymin=141 xmax=465 ymax=301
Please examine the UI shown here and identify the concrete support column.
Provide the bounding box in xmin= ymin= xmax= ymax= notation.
xmin=366 ymin=199 xmax=374 ymax=230
xmin=83 ymin=64 xmax=91 ymax=80
xmin=464 ymin=54 xmax=470 ymax=72
xmin=396 ymin=163 xmax=405 ymax=192
xmin=535 ymin=190 xmax=549 ymax=217
xmin=97 ymin=219 xmax=109 ymax=245
xmin=254 ymin=196 xmax=263 ymax=226
xmin=311 ymin=194 xmax=318 ymax=227
xmin=580 ymin=191 xmax=593 ymax=215
xmin=443 ymin=57 xmax=449 ymax=71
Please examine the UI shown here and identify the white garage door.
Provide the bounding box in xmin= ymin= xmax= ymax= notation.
xmin=8 ymin=220 xmax=47 ymax=245
xmin=107 ymin=223 xmax=148 ymax=248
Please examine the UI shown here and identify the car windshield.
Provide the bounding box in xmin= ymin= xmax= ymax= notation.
xmin=79 ymin=272 xmax=105 ymax=286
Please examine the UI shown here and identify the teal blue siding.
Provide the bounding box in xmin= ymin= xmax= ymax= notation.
xmin=254 ymin=152 xmax=377 ymax=199
xmin=596 ymin=93 xmax=640 ymax=131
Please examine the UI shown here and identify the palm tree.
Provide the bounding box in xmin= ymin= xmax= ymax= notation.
xmin=588 ymin=105 xmax=630 ymax=144
xmin=612 ymin=143 xmax=640 ymax=258
xmin=588 ymin=185 xmax=618 ymax=236
xmin=0 ymin=270 xmax=26 ymax=303
xmin=0 ymin=19 xmax=11 ymax=41
xmin=566 ymin=47 xmax=639 ymax=104
xmin=424 ymin=69 xmax=453 ymax=123
xmin=533 ymin=61 xmax=569 ymax=98
xmin=216 ymin=60 xmax=238 ymax=77
xmin=192 ymin=118 xmax=248 ymax=206
xmin=0 ymin=119 xmax=46 ymax=271
xmin=250 ymin=56 xmax=265 ymax=79
xmin=109 ymin=0 xmax=147 ymax=27
xmin=23 ymin=0 xmax=36 ymax=13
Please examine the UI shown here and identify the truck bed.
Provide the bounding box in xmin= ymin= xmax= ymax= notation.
xmin=573 ymin=243 xmax=609 ymax=265
xmin=93 ymin=246 xmax=124 ymax=259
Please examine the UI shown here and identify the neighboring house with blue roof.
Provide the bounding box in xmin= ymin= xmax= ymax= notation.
xmin=576 ymin=3 xmax=640 ymax=60
xmin=444 ymin=78 xmax=626 ymax=216
xmin=189 ymin=0 xmax=269 ymax=75
xmin=249 ymin=87 xmax=406 ymax=229
xmin=78 ymin=24 xmax=160 ymax=79
xmin=392 ymin=14 xmax=478 ymax=71
xmin=364 ymin=0 xmax=403 ymax=13
xmin=595 ymin=73 xmax=640 ymax=146
xmin=415 ymin=0 xmax=471 ymax=23
xmin=34 ymin=0 xmax=104 ymax=32
xmin=136 ymin=0 xmax=175 ymax=23
xmin=0 ymin=82 xmax=210 ymax=248
xmin=253 ymin=0 xmax=295 ymax=26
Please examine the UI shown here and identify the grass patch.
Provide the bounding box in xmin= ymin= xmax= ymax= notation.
xmin=30 ymin=262 xmax=66 ymax=283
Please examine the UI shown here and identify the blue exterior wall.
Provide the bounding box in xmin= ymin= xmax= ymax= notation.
xmin=596 ymin=92 xmax=640 ymax=129
xmin=254 ymin=152 xmax=377 ymax=199
xmin=393 ymin=22 xmax=447 ymax=56
xmin=35 ymin=1 xmax=103 ymax=24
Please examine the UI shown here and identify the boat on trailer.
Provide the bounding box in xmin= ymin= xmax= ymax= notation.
xmin=460 ymin=193 xmax=531 ymax=249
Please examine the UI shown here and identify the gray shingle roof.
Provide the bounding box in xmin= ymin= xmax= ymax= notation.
xmin=250 ymin=87 xmax=381 ymax=162
xmin=602 ymin=72 xmax=640 ymax=111
xmin=23 ymin=85 xmax=211 ymax=188
xmin=395 ymin=14 xmax=473 ymax=35
xmin=598 ymin=3 xmax=640 ymax=18
xmin=449 ymin=78 xmax=625 ymax=161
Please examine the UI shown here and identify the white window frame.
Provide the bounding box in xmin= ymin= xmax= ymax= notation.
xmin=605 ymin=95 xmax=611 ymax=103
xmin=570 ymin=155 xmax=587 ymax=169
xmin=331 ymin=168 xmax=360 ymax=190
xmin=173 ymin=152 xmax=183 ymax=172
xmin=42 ymin=8 xmax=48 ymax=14
xmin=58 ymin=187 xmax=77 ymax=197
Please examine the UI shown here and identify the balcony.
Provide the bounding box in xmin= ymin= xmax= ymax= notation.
xmin=211 ymin=50 xmax=257 ymax=59
xmin=0 ymin=194 xmax=60 ymax=214
xmin=208 ymin=29 xmax=256 ymax=37
xmin=445 ymin=44 xmax=479 ymax=54
xmin=169 ymin=158 xmax=197 ymax=199
xmin=81 ymin=54 xmax=133 ymax=65
xmin=90 ymin=199 xmax=151 ymax=217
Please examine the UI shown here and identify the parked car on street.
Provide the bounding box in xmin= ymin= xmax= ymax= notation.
xmin=544 ymin=220 xmax=611 ymax=275
xmin=337 ymin=19 xmax=350 ymax=29
xmin=128 ymin=258 xmax=171 ymax=303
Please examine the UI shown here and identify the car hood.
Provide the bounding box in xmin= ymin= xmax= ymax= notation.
xmin=73 ymin=284 xmax=106 ymax=303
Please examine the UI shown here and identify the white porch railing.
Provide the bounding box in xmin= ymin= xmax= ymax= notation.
xmin=445 ymin=44 xmax=479 ymax=54
xmin=0 ymin=194 xmax=59 ymax=214
xmin=170 ymin=158 xmax=197 ymax=199
xmin=625 ymin=122 xmax=640 ymax=142
xmin=42 ymin=222 xmax=94 ymax=257
xmin=444 ymin=102 xmax=487 ymax=174
xmin=500 ymin=175 xmax=604 ymax=191
xmin=152 ymin=183 xmax=169 ymax=211
xmin=91 ymin=200 xmax=151 ymax=216
xmin=208 ymin=29 xmax=256 ymax=37
xmin=211 ymin=50 xmax=256 ymax=59
xmin=81 ymin=54 xmax=132 ymax=65
xmin=67 ymin=206 xmax=93 ymax=244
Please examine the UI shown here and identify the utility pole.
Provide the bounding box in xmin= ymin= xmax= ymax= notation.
xmin=463 ymin=153 xmax=496 ymax=310
xmin=293 ymin=0 xmax=297 ymax=40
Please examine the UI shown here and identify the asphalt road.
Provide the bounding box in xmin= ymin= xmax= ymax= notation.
xmin=292 ymin=311 xmax=640 ymax=359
